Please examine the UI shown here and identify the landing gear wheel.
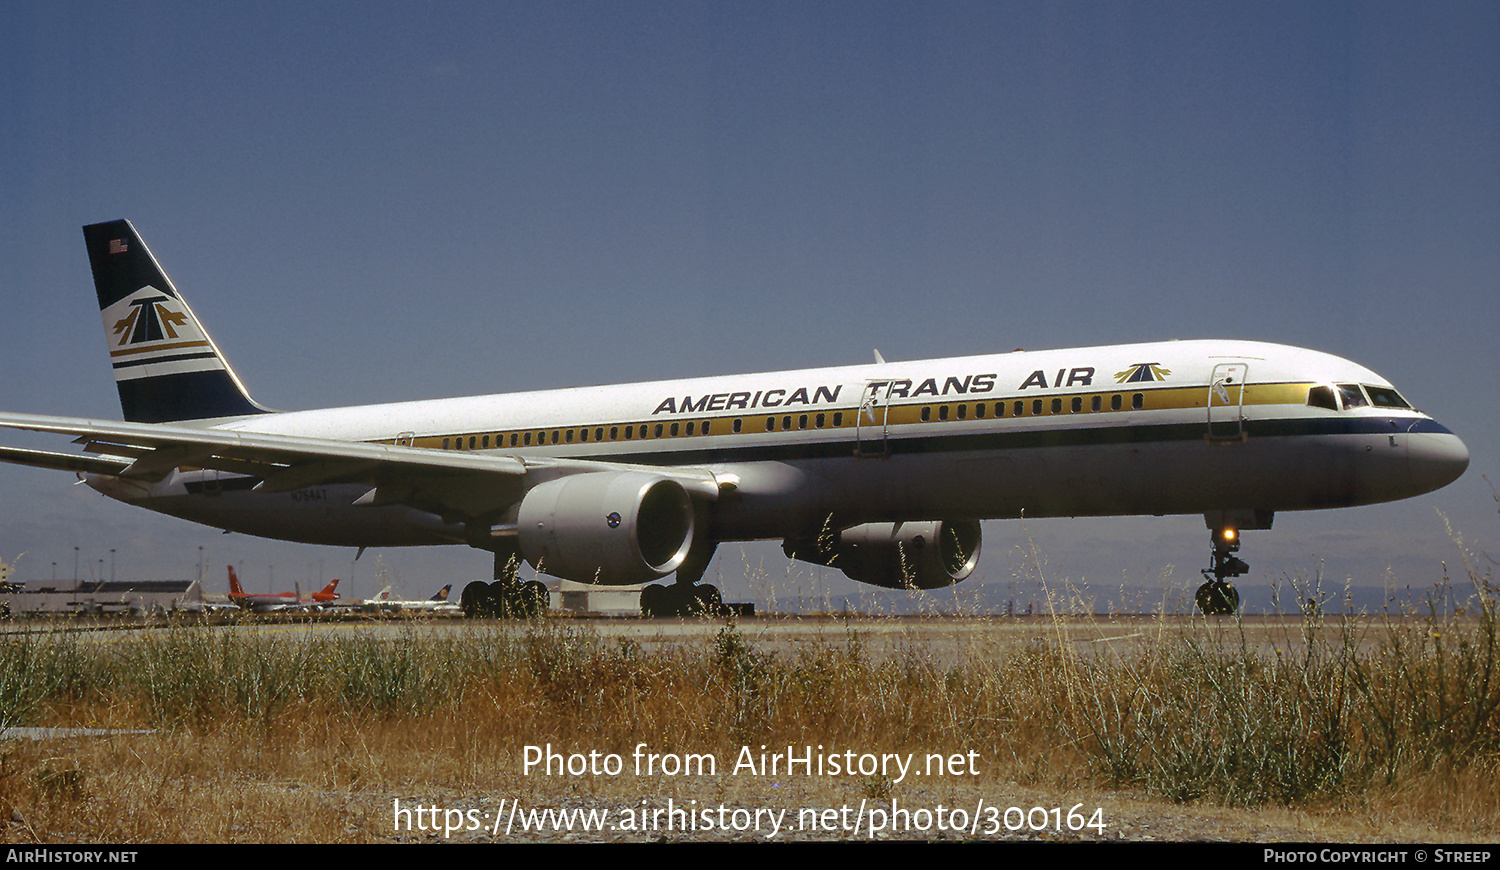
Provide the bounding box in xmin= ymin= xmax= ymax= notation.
xmin=518 ymin=580 xmax=549 ymax=618
xmin=485 ymin=581 xmax=514 ymax=618
xmin=641 ymin=583 xmax=723 ymax=617
xmin=640 ymin=583 xmax=668 ymax=617
xmin=690 ymin=584 xmax=723 ymax=617
xmin=1195 ymin=581 xmax=1240 ymax=615
xmin=460 ymin=581 xmax=489 ymax=618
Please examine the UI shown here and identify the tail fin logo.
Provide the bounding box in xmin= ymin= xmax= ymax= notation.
xmin=112 ymin=294 xmax=190 ymax=348
xmin=101 ymin=287 xmax=222 ymax=381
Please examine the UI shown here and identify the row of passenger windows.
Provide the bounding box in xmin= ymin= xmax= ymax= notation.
xmin=436 ymin=392 xmax=1149 ymax=451
xmin=918 ymin=393 xmax=1144 ymax=422
xmin=443 ymin=419 xmax=717 ymax=450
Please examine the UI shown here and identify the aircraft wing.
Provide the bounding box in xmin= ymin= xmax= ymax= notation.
xmin=0 ymin=412 xmax=720 ymax=522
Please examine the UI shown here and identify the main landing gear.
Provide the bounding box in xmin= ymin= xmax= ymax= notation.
xmin=1196 ymin=526 xmax=1247 ymax=615
xmin=460 ymin=552 xmax=549 ymax=618
xmin=639 ymin=541 xmax=725 ymax=617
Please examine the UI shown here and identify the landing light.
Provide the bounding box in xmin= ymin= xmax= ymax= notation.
xmin=1214 ymin=526 xmax=1240 ymax=551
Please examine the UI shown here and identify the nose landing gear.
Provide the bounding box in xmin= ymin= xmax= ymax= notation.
xmin=1196 ymin=526 xmax=1246 ymax=615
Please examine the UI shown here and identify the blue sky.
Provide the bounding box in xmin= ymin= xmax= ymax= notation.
xmin=2 ymin=2 xmax=1496 ymax=610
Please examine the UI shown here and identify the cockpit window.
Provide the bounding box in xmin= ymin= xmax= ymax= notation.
xmin=1336 ymin=384 xmax=1368 ymax=409
xmin=1307 ymin=386 xmax=1337 ymax=410
xmin=1364 ymin=385 xmax=1411 ymax=409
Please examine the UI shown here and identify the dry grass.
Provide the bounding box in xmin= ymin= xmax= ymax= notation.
xmin=0 ymin=560 xmax=1496 ymax=842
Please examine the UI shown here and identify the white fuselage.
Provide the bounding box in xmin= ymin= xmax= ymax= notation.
xmin=90 ymin=339 xmax=1469 ymax=550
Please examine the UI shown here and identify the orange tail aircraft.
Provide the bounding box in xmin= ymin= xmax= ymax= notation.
xmin=226 ymin=566 xmax=340 ymax=611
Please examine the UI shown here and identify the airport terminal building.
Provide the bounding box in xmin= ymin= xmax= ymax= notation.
xmin=0 ymin=577 xmax=194 ymax=618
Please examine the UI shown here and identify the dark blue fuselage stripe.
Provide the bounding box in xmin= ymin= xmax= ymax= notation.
xmin=113 ymin=351 xmax=220 ymax=370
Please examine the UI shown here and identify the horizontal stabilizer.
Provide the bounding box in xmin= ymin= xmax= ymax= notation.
xmin=0 ymin=444 xmax=129 ymax=476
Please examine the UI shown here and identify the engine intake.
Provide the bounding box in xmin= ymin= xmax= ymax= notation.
xmin=783 ymin=520 xmax=981 ymax=589
xmin=517 ymin=472 xmax=695 ymax=586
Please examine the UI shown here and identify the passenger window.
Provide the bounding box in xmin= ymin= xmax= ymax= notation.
xmin=654 ymin=424 xmax=664 ymax=438
xmin=1307 ymin=386 xmax=1338 ymax=410
xmin=565 ymin=430 xmax=574 ymax=443
xmin=1111 ymin=394 xmax=1122 ymax=411
xmin=609 ymin=427 xmax=618 ymax=440
xmin=442 ymin=438 xmax=450 ymax=449
xmin=1131 ymin=393 xmax=1143 ymax=410
xmin=595 ymin=428 xmax=604 ymax=441
xmin=733 ymin=418 xmax=743 ymax=434
xmin=1336 ymin=384 xmax=1368 ymax=409
xmin=833 ymin=411 xmax=843 ymax=427
xmin=975 ymin=403 xmax=986 ymax=419
xmin=1091 ymin=396 xmax=1101 ymax=412
xmin=782 ymin=416 xmax=792 ymax=430
xmin=765 ymin=417 xmax=775 ymax=431
xmin=670 ymin=422 xmax=680 ymax=437
xmin=1070 ymin=397 xmax=1082 ymax=413
xmin=921 ymin=407 xmax=931 ymax=422
xmin=938 ymin=406 xmax=949 ymax=421
xmin=815 ymin=413 xmax=825 ymax=428
xmin=1014 ymin=401 xmax=1024 ymax=416
xmin=1050 ymin=398 xmax=1062 ymax=414
xmin=1031 ymin=399 xmax=1043 ymax=415
xmin=798 ymin=414 xmax=808 ymax=430
xmin=957 ymin=404 xmax=967 ymax=420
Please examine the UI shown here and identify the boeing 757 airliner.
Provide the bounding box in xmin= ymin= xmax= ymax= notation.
xmin=0 ymin=221 xmax=1470 ymax=614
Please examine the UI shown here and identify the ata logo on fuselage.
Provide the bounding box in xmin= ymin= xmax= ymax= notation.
xmin=1114 ymin=363 xmax=1171 ymax=383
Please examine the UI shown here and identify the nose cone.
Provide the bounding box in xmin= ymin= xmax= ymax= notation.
xmin=1408 ymin=422 xmax=1469 ymax=495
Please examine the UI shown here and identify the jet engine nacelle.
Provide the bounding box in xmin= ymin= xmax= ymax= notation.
xmin=517 ymin=472 xmax=695 ymax=586
xmin=782 ymin=520 xmax=981 ymax=589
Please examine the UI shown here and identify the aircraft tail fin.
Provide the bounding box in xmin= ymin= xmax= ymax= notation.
xmin=431 ymin=584 xmax=452 ymax=602
xmin=226 ymin=565 xmax=245 ymax=597
xmin=83 ymin=220 xmax=269 ymax=423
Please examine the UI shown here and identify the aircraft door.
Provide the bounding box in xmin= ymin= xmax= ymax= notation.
xmin=1207 ymin=363 xmax=1248 ymax=441
xmin=856 ymin=381 xmax=891 ymax=457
